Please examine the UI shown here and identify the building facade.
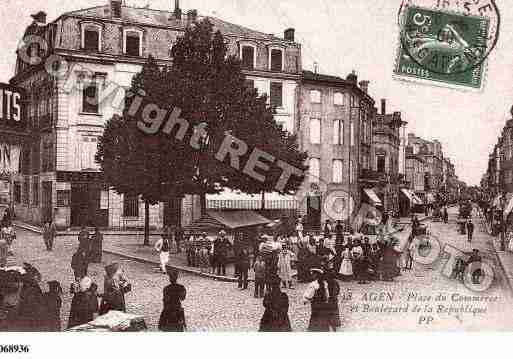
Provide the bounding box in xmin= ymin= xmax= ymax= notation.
xmin=10 ymin=1 xmax=301 ymax=228
xmin=296 ymin=71 xmax=375 ymax=229
xmin=405 ymin=147 xmax=425 ymax=196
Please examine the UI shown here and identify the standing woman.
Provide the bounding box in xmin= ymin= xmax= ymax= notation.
xmin=158 ymin=267 xmax=187 ymax=332
xmin=100 ymin=263 xmax=131 ymax=314
xmin=89 ymin=227 xmax=103 ymax=263
xmin=303 ymin=268 xmax=330 ymax=332
xmin=68 ymin=277 xmax=99 ymax=329
xmin=277 ymin=245 xmax=295 ymax=289
xmin=339 ymin=245 xmax=353 ymax=281
xmin=259 ymin=275 xmax=291 ymax=332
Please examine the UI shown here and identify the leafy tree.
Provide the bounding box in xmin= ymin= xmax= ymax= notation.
xmin=97 ymin=19 xmax=307 ymax=245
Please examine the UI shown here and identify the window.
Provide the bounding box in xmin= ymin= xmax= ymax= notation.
xmin=57 ymin=190 xmax=70 ymax=207
xmin=377 ymin=155 xmax=386 ymax=173
xmin=82 ymin=25 xmax=101 ymax=52
xmin=333 ymin=120 xmax=343 ymax=145
xmin=244 ymin=79 xmax=255 ymax=91
xmin=23 ymin=176 xmax=30 ymax=205
xmin=334 ymin=92 xmax=344 ymax=106
xmin=362 ymin=121 xmax=367 ymax=143
xmin=81 ymin=136 xmax=98 ymax=170
xmin=310 ymin=90 xmax=321 ymax=103
xmin=350 ymin=121 xmax=355 ymax=146
xmin=270 ymin=48 xmax=283 ymax=71
xmin=42 ymin=141 xmax=54 ymax=172
xmin=14 ymin=182 xmax=21 ymax=203
xmin=82 ymin=82 xmax=99 ymax=114
xmin=270 ymin=82 xmax=283 ymax=108
xmin=32 ymin=178 xmax=39 ymax=206
xmin=310 ymin=118 xmax=321 ymax=144
xmin=124 ymin=30 xmax=142 ymax=57
xmin=333 ymin=160 xmax=343 ymax=183
xmin=309 ymin=158 xmax=320 ymax=181
xmin=123 ymin=193 xmax=139 ymax=217
xmin=349 ymin=160 xmax=354 ymax=184
xmin=241 ymin=45 xmax=255 ymax=69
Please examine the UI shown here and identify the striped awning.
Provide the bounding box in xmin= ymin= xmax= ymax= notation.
xmin=363 ymin=189 xmax=382 ymax=206
xmin=183 ymin=210 xmax=271 ymax=233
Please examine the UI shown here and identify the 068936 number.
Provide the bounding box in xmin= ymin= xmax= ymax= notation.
xmin=0 ymin=345 xmax=30 ymax=354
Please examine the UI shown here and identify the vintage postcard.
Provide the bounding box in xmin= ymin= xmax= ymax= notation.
xmin=1 ymin=0 xmax=513 ymax=352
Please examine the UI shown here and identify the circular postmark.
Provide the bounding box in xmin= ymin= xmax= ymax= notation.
xmin=397 ymin=0 xmax=500 ymax=76
xmin=323 ymin=189 xmax=355 ymax=221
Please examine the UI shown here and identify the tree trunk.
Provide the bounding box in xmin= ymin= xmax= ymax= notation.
xmin=261 ymin=191 xmax=265 ymax=210
xmin=200 ymin=193 xmax=207 ymax=216
xmin=144 ymin=201 xmax=150 ymax=246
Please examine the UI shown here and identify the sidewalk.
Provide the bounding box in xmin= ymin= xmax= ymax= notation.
xmin=476 ymin=213 xmax=513 ymax=296
xmin=14 ymin=214 xmax=429 ymax=283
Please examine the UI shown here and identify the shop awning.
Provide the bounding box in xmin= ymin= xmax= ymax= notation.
xmin=183 ymin=210 xmax=271 ymax=233
xmin=492 ymin=194 xmax=503 ymax=208
xmin=363 ymin=189 xmax=382 ymax=206
xmin=400 ymin=189 xmax=414 ymax=203
xmin=504 ymin=193 xmax=513 ymax=220
xmin=411 ymin=192 xmax=424 ymax=205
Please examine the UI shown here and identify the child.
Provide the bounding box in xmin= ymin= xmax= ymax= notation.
xmin=155 ymin=235 xmax=171 ymax=274
xmin=253 ymin=255 xmax=266 ymax=298
xmin=198 ymin=245 xmax=210 ymax=273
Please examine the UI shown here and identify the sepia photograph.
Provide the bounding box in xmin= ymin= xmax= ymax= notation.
xmin=0 ymin=0 xmax=513 ymax=352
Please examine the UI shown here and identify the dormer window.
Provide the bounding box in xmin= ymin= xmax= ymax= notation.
xmin=334 ymin=92 xmax=344 ymax=106
xmin=241 ymin=45 xmax=256 ymax=69
xmin=124 ymin=29 xmax=143 ymax=57
xmin=81 ymin=24 xmax=102 ymax=52
xmin=270 ymin=48 xmax=283 ymax=72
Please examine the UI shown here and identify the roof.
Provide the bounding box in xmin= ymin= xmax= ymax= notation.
xmin=64 ymin=5 xmax=281 ymax=41
xmin=183 ymin=210 xmax=271 ymax=232
xmin=302 ymin=70 xmax=374 ymax=103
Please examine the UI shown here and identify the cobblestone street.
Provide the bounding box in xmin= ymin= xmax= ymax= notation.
xmin=6 ymin=208 xmax=513 ymax=331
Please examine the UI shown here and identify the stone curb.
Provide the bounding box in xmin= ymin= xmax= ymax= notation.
xmin=102 ymin=247 xmax=243 ymax=283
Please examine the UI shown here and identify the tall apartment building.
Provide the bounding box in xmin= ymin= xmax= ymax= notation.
xmin=9 ymin=1 xmax=302 ymax=228
xmin=297 ymin=70 xmax=375 ymax=229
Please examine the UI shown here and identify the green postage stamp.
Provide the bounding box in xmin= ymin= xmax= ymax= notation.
xmin=394 ymin=5 xmax=492 ymax=90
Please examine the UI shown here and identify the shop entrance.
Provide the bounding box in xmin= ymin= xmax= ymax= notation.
xmin=70 ymin=183 xmax=108 ymax=227
xmin=164 ymin=197 xmax=182 ymax=228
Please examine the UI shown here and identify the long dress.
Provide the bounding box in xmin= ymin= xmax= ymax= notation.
xmin=89 ymin=232 xmax=103 ymax=263
xmin=43 ymin=292 xmax=62 ymax=331
xmin=277 ymin=250 xmax=294 ymax=282
xmin=339 ymin=248 xmax=353 ymax=277
xmin=158 ymin=283 xmax=187 ymax=332
xmin=68 ymin=290 xmax=99 ymax=329
xmin=259 ymin=290 xmax=291 ymax=332
xmin=303 ymin=280 xmax=330 ymax=332
xmin=100 ymin=278 xmax=131 ymax=314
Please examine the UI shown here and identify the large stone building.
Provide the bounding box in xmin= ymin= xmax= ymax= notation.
xmin=405 ymin=146 xmax=425 ymax=198
xmin=361 ymin=99 xmax=407 ymax=214
xmin=9 ymin=1 xmax=301 ymax=228
xmin=296 ymin=70 xmax=375 ymax=229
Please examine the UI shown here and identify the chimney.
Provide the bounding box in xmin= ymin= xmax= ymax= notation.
xmin=187 ymin=9 xmax=198 ymax=23
xmin=284 ymin=28 xmax=295 ymax=42
xmin=359 ymin=80 xmax=369 ymax=93
xmin=346 ymin=70 xmax=357 ymax=84
xmin=381 ymin=99 xmax=386 ymax=115
xmin=30 ymin=11 xmax=47 ymax=24
xmin=110 ymin=0 xmax=122 ymax=18
xmin=174 ymin=0 xmax=182 ymax=19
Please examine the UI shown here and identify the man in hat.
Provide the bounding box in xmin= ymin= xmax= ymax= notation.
xmin=213 ymin=230 xmax=231 ymax=276
xmin=43 ymin=280 xmax=63 ymax=331
xmin=78 ymin=226 xmax=90 ymax=253
xmin=467 ymin=219 xmax=475 ymax=243
xmin=155 ymin=231 xmax=171 ymax=274
xmin=0 ymin=235 xmax=8 ymax=268
xmin=467 ymin=249 xmax=483 ymax=284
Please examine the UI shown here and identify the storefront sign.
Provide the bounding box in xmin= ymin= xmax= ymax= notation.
xmin=0 ymin=83 xmax=25 ymax=130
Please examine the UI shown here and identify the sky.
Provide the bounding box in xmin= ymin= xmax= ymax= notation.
xmin=1 ymin=0 xmax=512 ymax=186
